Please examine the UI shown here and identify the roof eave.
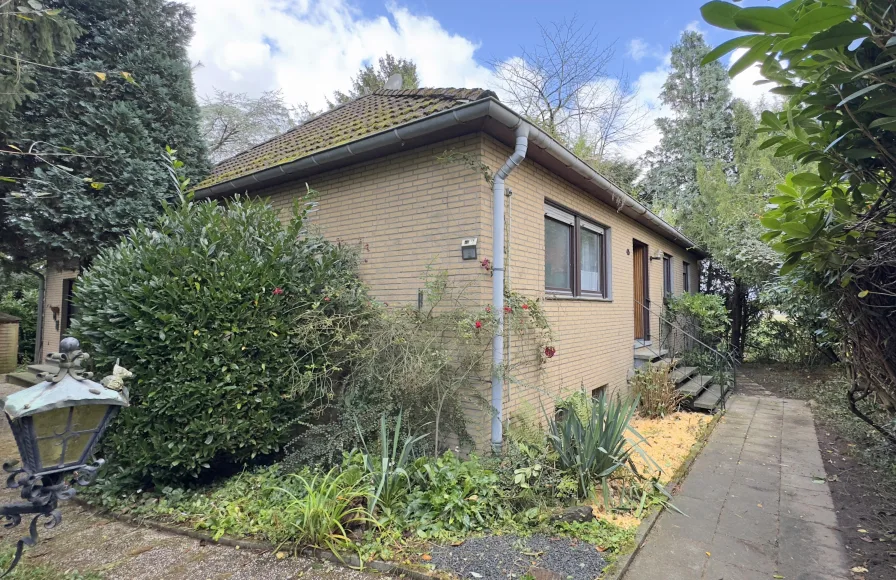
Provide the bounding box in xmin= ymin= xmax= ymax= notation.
xmin=195 ymin=97 xmax=707 ymax=259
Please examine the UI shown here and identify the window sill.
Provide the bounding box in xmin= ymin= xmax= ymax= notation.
xmin=545 ymin=294 xmax=612 ymax=303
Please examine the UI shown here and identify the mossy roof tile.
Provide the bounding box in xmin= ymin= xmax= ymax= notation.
xmin=200 ymin=87 xmax=496 ymax=189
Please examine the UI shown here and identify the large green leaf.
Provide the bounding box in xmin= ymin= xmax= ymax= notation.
xmin=733 ymin=7 xmax=796 ymax=33
xmin=702 ymin=34 xmax=760 ymax=65
xmin=781 ymin=222 xmax=812 ymax=238
xmin=791 ymin=172 xmax=824 ymax=187
xmin=837 ymin=83 xmax=884 ymax=107
xmin=806 ymin=21 xmax=870 ymax=50
xmin=729 ymin=38 xmax=774 ymax=77
xmin=701 ymin=0 xmax=743 ymax=31
xmin=792 ymin=6 xmax=854 ymax=36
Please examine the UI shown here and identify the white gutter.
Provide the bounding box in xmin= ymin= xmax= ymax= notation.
xmin=490 ymin=124 xmax=528 ymax=450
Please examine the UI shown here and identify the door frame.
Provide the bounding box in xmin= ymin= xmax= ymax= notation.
xmin=633 ymin=240 xmax=650 ymax=341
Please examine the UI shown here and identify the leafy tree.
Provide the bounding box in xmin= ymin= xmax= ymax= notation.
xmin=200 ymin=89 xmax=313 ymax=163
xmin=641 ymin=31 xmax=735 ymax=218
xmin=0 ymin=0 xmax=80 ymax=110
xmin=329 ymin=53 xmax=419 ymax=107
xmin=701 ymin=0 xmax=896 ymax=428
xmin=0 ymin=0 xmax=209 ymax=270
xmin=590 ymin=155 xmax=640 ymax=194
xmin=491 ymin=17 xmax=644 ymax=162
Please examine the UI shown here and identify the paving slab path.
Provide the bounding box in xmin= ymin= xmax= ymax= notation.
xmin=0 ymin=381 xmax=389 ymax=580
xmin=624 ymin=374 xmax=851 ymax=580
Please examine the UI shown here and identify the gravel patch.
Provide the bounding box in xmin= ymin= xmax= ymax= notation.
xmin=428 ymin=533 xmax=606 ymax=580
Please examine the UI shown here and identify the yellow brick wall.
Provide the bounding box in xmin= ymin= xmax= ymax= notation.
xmin=41 ymin=263 xmax=79 ymax=361
xmin=481 ymin=135 xmax=702 ymax=432
xmin=0 ymin=322 xmax=18 ymax=374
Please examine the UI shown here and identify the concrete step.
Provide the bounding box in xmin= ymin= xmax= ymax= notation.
xmin=693 ymin=383 xmax=726 ymax=411
xmin=5 ymin=371 xmax=39 ymax=388
xmin=651 ymin=357 xmax=678 ymax=371
xmin=678 ymin=374 xmax=713 ymax=399
xmin=27 ymin=364 xmax=58 ymax=375
xmin=670 ymin=366 xmax=698 ymax=385
xmin=634 ymin=347 xmax=668 ymax=361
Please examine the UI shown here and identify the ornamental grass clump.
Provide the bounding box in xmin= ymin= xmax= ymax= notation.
xmin=74 ymin=165 xmax=371 ymax=484
xmin=631 ymin=364 xmax=683 ymax=418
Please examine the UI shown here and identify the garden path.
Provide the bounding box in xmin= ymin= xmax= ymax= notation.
xmin=0 ymin=381 xmax=388 ymax=580
xmin=624 ymin=373 xmax=851 ymax=580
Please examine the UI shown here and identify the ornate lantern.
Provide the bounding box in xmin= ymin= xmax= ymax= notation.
xmin=0 ymin=338 xmax=128 ymax=576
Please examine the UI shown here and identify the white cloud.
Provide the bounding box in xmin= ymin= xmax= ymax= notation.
xmin=727 ymin=48 xmax=780 ymax=110
xmin=627 ymin=39 xmax=651 ymax=61
xmin=185 ymin=0 xmax=494 ymax=111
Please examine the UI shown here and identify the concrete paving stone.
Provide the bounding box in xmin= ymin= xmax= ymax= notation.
xmin=679 ymin=473 xmax=733 ymax=504
xmin=778 ymin=534 xmax=851 ymax=578
xmin=652 ymin=507 xmax=717 ymax=545
xmin=701 ymin=558 xmax=771 ymax=580
xmin=779 ymin=497 xmax=839 ymax=528
xmin=782 ymin=473 xmax=829 ymax=491
xmin=779 ymin=460 xmax=826 ymax=478
xmin=779 ymin=516 xmax=844 ymax=551
xmin=717 ymin=507 xmax=778 ymax=546
xmin=709 ymin=532 xmax=777 ymax=573
xmin=734 ymin=463 xmax=781 ymax=482
xmin=781 ymin=484 xmax=834 ymax=510
xmin=624 ymin=533 xmax=711 ymax=580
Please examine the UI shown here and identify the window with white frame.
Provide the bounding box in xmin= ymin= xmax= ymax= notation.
xmin=544 ymin=203 xmax=609 ymax=297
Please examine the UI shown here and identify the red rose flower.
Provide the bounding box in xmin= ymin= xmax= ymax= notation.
xmin=485 ymin=306 xmax=491 ymax=313
xmin=504 ymin=306 xmax=512 ymax=313
xmin=522 ymin=303 xmax=529 ymax=310
xmin=324 ymin=296 xmax=331 ymax=302
xmin=544 ymin=346 xmax=556 ymax=358
xmin=272 ymin=287 xmax=284 ymax=295
xmin=475 ymin=320 xmax=482 ymax=329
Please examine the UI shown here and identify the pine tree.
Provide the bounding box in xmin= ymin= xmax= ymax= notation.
xmin=329 ymin=54 xmax=419 ymax=107
xmin=641 ymin=31 xmax=734 ymax=219
xmin=0 ymin=0 xmax=209 ymax=268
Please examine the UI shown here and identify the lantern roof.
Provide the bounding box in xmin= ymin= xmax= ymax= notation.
xmin=1 ymin=338 xmax=129 ymax=419
xmin=2 ymin=374 xmax=129 ymax=419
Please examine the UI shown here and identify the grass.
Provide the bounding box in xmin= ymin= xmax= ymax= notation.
xmin=0 ymin=546 xmax=102 ymax=580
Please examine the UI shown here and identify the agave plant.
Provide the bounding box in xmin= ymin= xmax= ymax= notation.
xmin=547 ymin=391 xmax=659 ymax=506
xmin=355 ymin=411 xmax=427 ymax=517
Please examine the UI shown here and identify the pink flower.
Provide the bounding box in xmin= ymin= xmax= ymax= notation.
xmin=485 ymin=306 xmax=491 ymax=313
xmin=544 ymin=346 xmax=556 ymax=359
xmin=475 ymin=320 xmax=482 ymax=329
xmin=272 ymin=287 xmax=284 ymax=295
xmin=323 ymin=296 xmax=331 ymax=302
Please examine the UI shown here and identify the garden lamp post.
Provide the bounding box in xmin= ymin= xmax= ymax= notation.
xmin=0 ymin=337 xmax=128 ymax=576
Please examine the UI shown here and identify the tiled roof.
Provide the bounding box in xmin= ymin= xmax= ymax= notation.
xmin=0 ymin=312 xmax=20 ymax=323
xmin=199 ymin=88 xmax=497 ymax=189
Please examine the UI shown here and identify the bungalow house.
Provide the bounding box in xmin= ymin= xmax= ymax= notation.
xmin=30 ymin=87 xmax=721 ymax=449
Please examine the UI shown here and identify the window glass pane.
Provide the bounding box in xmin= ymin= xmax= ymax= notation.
xmin=545 ymin=218 xmax=572 ymax=290
xmin=580 ymin=228 xmax=601 ymax=292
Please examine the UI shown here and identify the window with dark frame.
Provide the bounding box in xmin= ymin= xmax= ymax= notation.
xmin=591 ymin=384 xmax=608 ymax=399
xmin=682 ymin=261 xmax=691 ymax=293
xmin=662 ymin=254 xmax=673 ymax=298
xmin=544 ymin=203 xmax=608 ymax=297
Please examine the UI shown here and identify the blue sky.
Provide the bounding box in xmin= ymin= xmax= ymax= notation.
xmin=184 ymin=0 xmax=772 ymax=160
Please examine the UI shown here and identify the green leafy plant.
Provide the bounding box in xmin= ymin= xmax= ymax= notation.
xmin=404 ymin=451 xmax=506 ymax=537
xmin=665 ymin=292 xmax=729 ymax=345
xmin=701 ymin=0 xmax=896 ymax=415
xmin=547 ymin=392 xmax=655 ymax=504
xmin=74 ymin=164 xmax=371 ymax=484
xmin=274 ymin=467 xmax=371 ymax=556
xmin=353 ymin=411 xmax=427 ymax=518
xmin=631 ymin=365 xmax=683 ymax=418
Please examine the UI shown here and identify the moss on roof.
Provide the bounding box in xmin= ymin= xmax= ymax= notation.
xmin=198 ymin=88 xmax=497 ymax=190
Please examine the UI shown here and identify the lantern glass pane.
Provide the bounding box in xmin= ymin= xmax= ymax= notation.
xmin=32 ymin=405 xmax=109 ymax=470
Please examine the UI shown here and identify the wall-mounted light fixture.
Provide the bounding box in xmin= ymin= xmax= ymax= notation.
xmin=649 ymin=249 xmax=664 ymax=262
xmin=461 ymin=237 xmax=478 ymax=260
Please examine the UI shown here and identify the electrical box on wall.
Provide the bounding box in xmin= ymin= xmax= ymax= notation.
xmin=461 ymin=237 xmax=478 ymax=260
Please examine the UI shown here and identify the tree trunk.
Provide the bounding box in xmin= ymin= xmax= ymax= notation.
xmin=729 ymin=279 xmax=745 ymax=362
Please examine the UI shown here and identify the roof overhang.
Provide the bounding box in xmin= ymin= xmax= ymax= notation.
xmin=196 ymin=98 xmax=707 ymax=259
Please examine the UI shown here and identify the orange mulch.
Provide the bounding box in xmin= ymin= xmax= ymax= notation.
xmin=628 ymin=412 xmax=709 ymax=485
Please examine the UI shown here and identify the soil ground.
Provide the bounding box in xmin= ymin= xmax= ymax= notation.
xmin=740 ymin=363 xmax=896 ymax=580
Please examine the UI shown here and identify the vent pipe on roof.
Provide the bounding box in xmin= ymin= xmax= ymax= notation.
xmin=491 ymin=124 xmax=529 ymax=451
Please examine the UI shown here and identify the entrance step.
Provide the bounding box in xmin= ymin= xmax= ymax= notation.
xmin=5 ymin=371 xmax=39 ymax=388
xmin=678 ymin=374 xmax=713 ymax=399
xmin=651 ymin=357 xmax=678 ymax=370
xmin=693 ymin=383 xmax=726 ymax=411
xmin=634 ymin=347 xmax=667 ymax=361
xmin=670 ymin=366 xmax=698 ymax=385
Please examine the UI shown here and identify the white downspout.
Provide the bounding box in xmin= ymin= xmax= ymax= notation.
xmin=491 ymin=124 xmax=529 ymax=450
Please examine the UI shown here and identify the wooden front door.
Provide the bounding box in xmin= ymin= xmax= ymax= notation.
xmin=633 ymin=241 xmax=650 ymax=340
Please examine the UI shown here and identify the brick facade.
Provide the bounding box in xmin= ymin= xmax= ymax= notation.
xmin=0 ymin=319 xmax=18 ymax=374
xmin=41 ymin=263 xmax=79 ymax=361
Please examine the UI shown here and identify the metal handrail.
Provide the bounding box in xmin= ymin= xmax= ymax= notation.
xmin=633 ymin=297 xmax=737 ymax=410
